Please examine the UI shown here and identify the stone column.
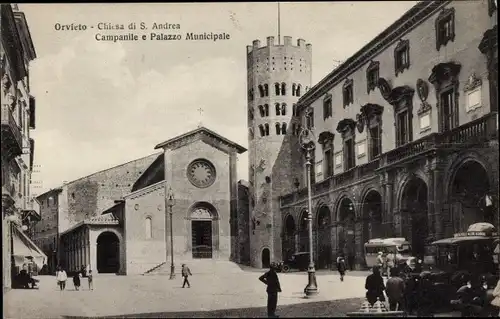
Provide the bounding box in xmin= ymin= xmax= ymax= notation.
xmin=382 ymin=171 xmax=395 ymax=236
xmin=354 ymin=220 xmax=363 ymax=269
xmin=90 ymin=242 xmax=97 ymax=274
xmin=425 ymin=160 xmax=436 ymax=242
xmin=433 ymin=161 xmax=445 ymax=240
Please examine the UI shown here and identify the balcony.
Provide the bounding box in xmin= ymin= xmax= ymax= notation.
xmin=1 ymin=104 xmax=23 ymax=160
xmin=280 ymin=159 xmax=380 ymax=207
xmin=381 ymin=112 xmax=498 ymax=167
xmin=279 ymin=112 xmax=497 ymax=207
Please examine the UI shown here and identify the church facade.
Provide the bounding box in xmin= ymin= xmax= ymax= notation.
xmin=33 ymin=127 xmax=247 ymax=275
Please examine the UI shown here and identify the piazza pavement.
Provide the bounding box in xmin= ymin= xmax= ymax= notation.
xmin=4 ymin=264 xmax=370 ymax=319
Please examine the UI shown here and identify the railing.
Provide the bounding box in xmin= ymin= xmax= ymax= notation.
xmin=439 ymin=112 xmax=498 ymax=145
xmin=279 ymin=113 xmax=498 ymax=208
xmin=1 ymin=104 xmax=23 ymax=153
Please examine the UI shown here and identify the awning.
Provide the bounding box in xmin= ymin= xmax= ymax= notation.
xmin=12 ymin=226 xmax=47 ymax=270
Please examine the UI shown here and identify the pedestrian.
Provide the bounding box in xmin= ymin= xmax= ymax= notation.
xmin=56 ymin=266 xmax=67 ymax=291
xmin=337 ymin=256 xmax=347 ymax=282
xmin=73 ymin=271 xmax=82 ymax=291
xmin=386 ymin=267 xmax=405 ymax=311
xmin=87 ymin=270 xmax=93 ymax=290
xmin=490 ymin=279 xmax=500 ymax=317
xmin=181 ymin=264 xmax=192 ymax=288
xmin=386 ymin=251 xmax=395 ymax=279
xmin=376 ymin=251 xmax=385 ymax=276
xmin=365 ymin=266 xmax=386 ymax=305
xmin=259 ymin=262 xmax=282 ymax=318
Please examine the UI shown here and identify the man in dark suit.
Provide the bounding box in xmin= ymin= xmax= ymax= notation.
xmin=259 ymin=262 xmax=282 ymax=318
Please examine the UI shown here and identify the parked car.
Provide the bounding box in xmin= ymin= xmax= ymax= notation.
xmin=277 ymin=252 xmax=310 ymax=272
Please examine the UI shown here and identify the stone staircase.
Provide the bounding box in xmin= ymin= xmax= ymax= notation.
xmin=144 ymin=259 xmax=245 ymax=276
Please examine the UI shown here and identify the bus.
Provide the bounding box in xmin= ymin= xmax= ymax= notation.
xmin=364 ymin=238 xmax=412 ymax=268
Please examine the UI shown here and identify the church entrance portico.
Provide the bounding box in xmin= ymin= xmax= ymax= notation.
xmin=188 ymin=203 xmax=219 ymax=259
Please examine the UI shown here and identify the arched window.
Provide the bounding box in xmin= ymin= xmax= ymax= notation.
xmin=281 ymin=123 xmax=287 ymax=134
xmin=281 ymin=83 xmax=286 ymax=95
xmin=145 ymin=217 xmax=152 ymax=239
xmin=264 ymin=104 xmax=269 ymax=116
xmin=259 ymin=125 xmax=265 ymax=137
xmin=264 ymin=84 xmax=269 ymax=96
xmin=264 ymin=123 xmax=270 ymax=136
xmin=275 ymin=103 xmax=281 ymax=116
xmin=276 ymin=123 xmax=281 ymax=135
xmin=258 ymin=85 xmax=264 ymax=97
xmin=275 ymin=83 xmax=280 ymax=96
xmin=292 ymin=103 xmax=297 ymax=116
xmin=281 ymin=103 xmax=287 ymax=115
xmin=249 ymin=107 xmax=254 ymax=120
xmin=258 ymin=105 xmax=265 ymax=117
xmin=292 ymin=84 xmax=297 ymax=96
xmin=297 ymin=84 xmax=302 ymax=97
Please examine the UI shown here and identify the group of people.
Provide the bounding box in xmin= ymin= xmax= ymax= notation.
xmin=55 ymin=266 xmax=93 ymax=291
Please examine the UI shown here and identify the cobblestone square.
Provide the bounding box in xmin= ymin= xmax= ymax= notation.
xmin=4 ymin=270 xmax=368 ymax=318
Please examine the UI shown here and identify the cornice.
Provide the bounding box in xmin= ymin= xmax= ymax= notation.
xmin=297 ymin=1 xmax=448 ymax=112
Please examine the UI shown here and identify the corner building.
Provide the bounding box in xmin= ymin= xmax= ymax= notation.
xmin=276 ymin=0 xmax=498 ymax=270
xmin=2 ymin=4 xmax=45 ymax=291
xmin=247 ymin=36 xmax=312 ymax=268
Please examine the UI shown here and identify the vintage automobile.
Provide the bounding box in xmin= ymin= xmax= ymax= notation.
xmin=418 ymin=222 xmax=500 ymax=310
xmin=277 ymin=252 xmax=310 ymax=272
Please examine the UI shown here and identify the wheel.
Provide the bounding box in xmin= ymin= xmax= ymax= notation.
xmin=282 ymin=265 xmax=290 ymax=273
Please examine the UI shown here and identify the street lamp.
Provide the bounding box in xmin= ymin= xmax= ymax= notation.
xmin=167 ymin=187 xmax=176 ymax=280
xmin=299 ymin=111 xmax=319 ymax=298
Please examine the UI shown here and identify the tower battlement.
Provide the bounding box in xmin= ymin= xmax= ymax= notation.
xmin=246 ymin=36 xmax=312 ymax=54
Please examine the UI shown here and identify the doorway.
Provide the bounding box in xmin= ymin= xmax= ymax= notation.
xmin=262 ymin=248 xmax=270 ymax=268
xmin=192 ymin=221 xmax=212 ymax=259
xmin=96 ymin=232 xmax=120 ymax=273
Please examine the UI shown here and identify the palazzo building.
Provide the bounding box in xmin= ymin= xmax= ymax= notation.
xmin=33 ymin=127 xmax=247 ymax=275
xmin=1 ymin=4 xmax=45 ymax=291
xmin=249 ymin=0 xmax=498 ymax=269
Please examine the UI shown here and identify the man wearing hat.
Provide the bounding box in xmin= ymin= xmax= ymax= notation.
xmin=259 ymin=262 xmax=282 ymax=318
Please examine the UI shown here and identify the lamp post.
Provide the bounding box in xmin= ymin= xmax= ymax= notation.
xmin=299 ymin=112 xmax=318 ymax=297
xmin=167 ymin=187 xmax=176 ymax=280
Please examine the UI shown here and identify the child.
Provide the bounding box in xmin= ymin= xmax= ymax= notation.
xmin=73 ymin=271 xmax=81 ymax=291
xmin=88 ymin=270 xmax=93 ymax=290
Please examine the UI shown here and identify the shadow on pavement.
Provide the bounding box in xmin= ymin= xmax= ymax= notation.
xmin=62 ymin=298 xmax=363 ymax=318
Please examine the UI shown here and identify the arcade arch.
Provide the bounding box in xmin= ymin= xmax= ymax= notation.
xmin=362 ymin=190 xmax=383 ymax=245
xmin=336 ymin=197 xmax=356 ymax=266
xmin=400 ymin=176 xmax=428 ymax=258
xmin=316 ymin=205 xmax=332 ymax=269
xmin=448 ymin=160 xmax=493 ymax=232
xmin=298 ymin=210 xmax=308 ymax=252
xmin=281 ymin=215 xmax=296 ymax=261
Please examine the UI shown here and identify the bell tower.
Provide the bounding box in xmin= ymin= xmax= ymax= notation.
xmin=246 ymin=35 xmax=312 ymax=268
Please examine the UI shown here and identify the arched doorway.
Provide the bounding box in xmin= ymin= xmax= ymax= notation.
xmin=298 ymin=210 xmax=308 ymax=252
xmin=401 ymin=177 xmax=428 ymax=259
xmin=282 ymin=215 xmax=296 ymax=262
xmin=316 ymin=206 xmax=332 ymax=269
xmin=362 ymin=190 xmax=383 ymax=244
xmin=449 ymin=160 xmax=493 ymax=232
xmin=190 ymin=205 xmax=217 ymax=259
xmin=96 ymin=232 xmax=120 ymax=273
xmin=337 ymin=197 xmax=356 ymax=269
xmin=262 ymin=248 xmax=270 ymax=268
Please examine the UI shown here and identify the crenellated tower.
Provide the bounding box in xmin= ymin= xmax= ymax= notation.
xmin=246 ymin=36 xmax=312 ymax=268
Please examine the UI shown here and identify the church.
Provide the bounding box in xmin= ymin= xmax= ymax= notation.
xmin=33 ymin=127 xmax=248 ymax=275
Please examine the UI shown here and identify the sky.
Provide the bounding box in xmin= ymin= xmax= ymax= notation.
xmin=20 ymin=2 xmax=418 ymax=196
